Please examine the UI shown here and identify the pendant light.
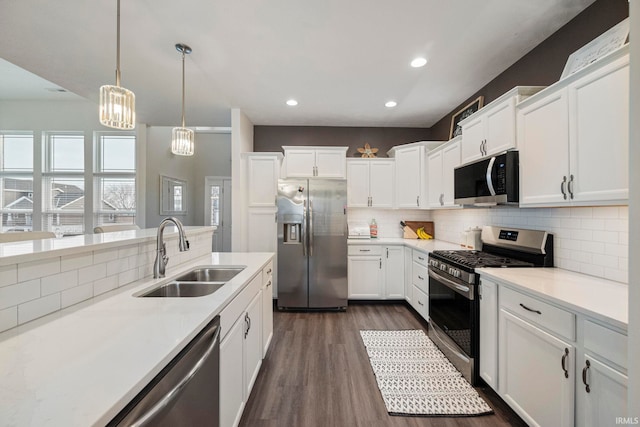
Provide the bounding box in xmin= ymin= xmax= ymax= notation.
xmin=99 ymin=0 xmax=135 ymax=129
xmin=171 ymin=43 xmax=194 ymax=156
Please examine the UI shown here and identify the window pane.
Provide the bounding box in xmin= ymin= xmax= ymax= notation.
xmin=41 ymin=213 xmax=84 ymax=236
xmin=1 ymin=134 xmax=33 ymax=171
xmin=1 ymin=176 xmax=34 ymax=232
xmin=94 ymin=177 xmax=136 ymax=226
xmin=99 ymin=134 xmax=135 ymax=172
xmin=49 ymin=134 xmax=84 ymax=172
xmin=42 ymin=177 xmax=84 ymax=235
xmin=210 ymin=185 xmax=220 ymax=226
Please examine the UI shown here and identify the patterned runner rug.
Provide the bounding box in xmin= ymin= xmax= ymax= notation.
xmin=359 ymin=329 xmax=493 ymax=417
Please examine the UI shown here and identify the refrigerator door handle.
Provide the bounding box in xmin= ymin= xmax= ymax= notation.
xmin=302 ymin=199 xmax=307 ymax=256
xmin=309 ymin=199 xmax=314 ymax=256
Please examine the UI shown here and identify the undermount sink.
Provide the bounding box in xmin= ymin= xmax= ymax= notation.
xmin=136 ymin=266 xmax=246 ymax=298
xmin=174 ymin=267 xmax=245 ymax=283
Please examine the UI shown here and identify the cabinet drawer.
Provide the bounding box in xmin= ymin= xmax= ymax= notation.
xmin=412 ymin=285 xmax=429 ymax=321
xmin=262 ymin=259 xmax=273 ymax=283
xmin=220 ymin=273 xmax=262 ymax=341
xmin=412 ymin=262 xmax=428 ymax=293
xmin=348 ymin=245 xmax=382 ymax=256
xmin=584 ymin=320 xmax=627 ymax=370
xmin=500 ymin=286 xmax=575 ymax=341
xmin=412 ymin=250 xmax=428 ymax=266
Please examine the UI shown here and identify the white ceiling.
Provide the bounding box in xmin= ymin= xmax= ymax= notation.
xmin=0 ymin=0 xmax=595 ymax=128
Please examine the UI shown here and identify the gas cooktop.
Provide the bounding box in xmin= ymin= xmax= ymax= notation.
xmin=431 ymin=250 xmax=534 ymax=269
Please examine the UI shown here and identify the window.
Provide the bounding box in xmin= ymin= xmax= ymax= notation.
xmin=42 ymin=133 xmax=85 ymax=235
xmin=209 ymin=185 xmax=220 ymax=226
xmin=94 ymin=133 xmax=136 ymax=226
xmin=0 ymin=133 xmax=34 ymax=232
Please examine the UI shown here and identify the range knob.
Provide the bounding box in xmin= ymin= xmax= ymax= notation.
xmin=440 ymin=264 xmax=447 ymax=271
xmin=448 ymin=267 xmax=454 ymax=275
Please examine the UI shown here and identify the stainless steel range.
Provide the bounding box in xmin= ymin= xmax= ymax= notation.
xmin=428 ymin=226 xmax=553 ymax=385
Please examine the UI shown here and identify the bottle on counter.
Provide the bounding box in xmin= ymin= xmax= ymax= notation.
xmin=370 ymin=218 xmax=378 ymax=238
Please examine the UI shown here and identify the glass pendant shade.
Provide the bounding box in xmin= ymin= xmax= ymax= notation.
xmin=99 ymin=84 xmax=136 ymax=130
xmin=171 ymin=127 xmax=194 ymax=156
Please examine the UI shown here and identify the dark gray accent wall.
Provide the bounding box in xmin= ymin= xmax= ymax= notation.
xmin=254 ymin=126 xmax=432 ymax=158
xmin=430 ymin=0 xmax=629 ymax=140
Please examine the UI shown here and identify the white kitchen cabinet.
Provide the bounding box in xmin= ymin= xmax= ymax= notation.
xmin=391 ymin=144 xmax=424 ymax=208
xmin=479 ymin=278 xmax=498 ymax=389
xmin=220 ymin=310 xmax=246 ymax=427
xmin=244 ymin=153 xmax=283 ymax=207
xmin=246 ymin=208 xmax=277 ymax=298
xmin=346 ymin=159 xmax=394 ymax=208
xmin=409 ymin=250 xmax=429 ymax=320
xmin=383 ymin=246 xmax=404 ymax=299
xmin=244 ymin=291 xmax=262 ymax=399
xmin=518 ymin=47 xmax=629 ymax=207
xmin=577 ymin=354 xmax=627 ymax=427
xmin=261 ymin=261 xmax=274 ymax=357
xmin=403 ymin=246 xmax=412 ymax=305
xmin=460 ymin=87 xmax=543 ymax=165
xmin=499 ymin=309 xmax=575 ymax=427
xmin=348 ymin=254 xmax=383 ymax=299
xmin=282 ymin=146 xmax=348 ymax=178
xmin=428 ymin=138 xmax=461 ymax=208
xmin=411 ymin=285 xmax=429 ymax=320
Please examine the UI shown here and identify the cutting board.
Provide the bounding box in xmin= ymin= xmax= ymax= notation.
xmin=403 ymin=221 xmax=435 ymax=239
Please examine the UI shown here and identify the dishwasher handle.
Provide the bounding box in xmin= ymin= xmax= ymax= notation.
xmin=129 ymin=322 xmax=221 ymax=427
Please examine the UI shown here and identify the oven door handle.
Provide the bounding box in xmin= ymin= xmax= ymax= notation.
xmin=428 ymin=268 xmax=473 ymax=300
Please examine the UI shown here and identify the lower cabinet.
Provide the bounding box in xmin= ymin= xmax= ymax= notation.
xmin=577 ymin=354 xmax=628 ymax=427
xmin=384 ymin=246 xmax=404 ymax=299
xmin=409 ymin=250 xmax=429 ymax=320
xmin=348 ymin=252 xmax=383 ymax=299
xmin=347 ymin=244 xmax=405 ymax=299
xmin=220 ymin=312 xmax=245 ymax=427
xmin=479 ymin=278 xmax=498 ymax=389
xmin=403 ymin=247 xmax=413 ymax=305
xmin=261 ymin=261 xmax=274 ymax=357
xmin=244 ymin=292 xmax=263 ymax=398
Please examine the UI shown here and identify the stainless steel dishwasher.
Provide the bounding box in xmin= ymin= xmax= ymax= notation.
xmin=108 ymin=316 xmax=220 ymax=427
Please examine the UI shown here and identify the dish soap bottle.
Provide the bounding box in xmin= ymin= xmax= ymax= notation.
xmin=370 ymin=218 xmax=378 ymax=238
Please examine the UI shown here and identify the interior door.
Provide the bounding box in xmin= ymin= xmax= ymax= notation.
xmin=206 ymin=177 xmax=232 ymax=252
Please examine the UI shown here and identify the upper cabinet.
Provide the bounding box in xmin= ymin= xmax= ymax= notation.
xmin=282 ymin=146 xmax=348 ymax=178
xmin=388 ymin=141 xmax=443 ymax=209
xmin=427 ymin=137 xmax=461 ymax=208
xmin=244 ymin=153 xmax=283 ymax=207
xmin=518 ymin=46 xmax=629 ymax=207
xmin=460 ymin=86 xmax=544 ymax=165
xmin=347 ymin=158 xmax=394 ymax=208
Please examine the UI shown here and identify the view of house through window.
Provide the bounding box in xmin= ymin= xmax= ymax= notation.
xmin=0 ymin=132 xmax=34 ymax=232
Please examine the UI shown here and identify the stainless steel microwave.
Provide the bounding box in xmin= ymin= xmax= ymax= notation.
xmin=454 ymin=151 xmax=519 ymax=206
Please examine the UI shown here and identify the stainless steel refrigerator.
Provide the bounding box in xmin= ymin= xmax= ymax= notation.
xmin=277 ymin=179 xmax=347 ymax=310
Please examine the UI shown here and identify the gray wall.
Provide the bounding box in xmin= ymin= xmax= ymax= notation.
xmin=145 ymin=127 xmax=231 ymax=227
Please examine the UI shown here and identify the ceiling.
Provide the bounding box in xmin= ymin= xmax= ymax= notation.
xmin=0 ymin=0 xmax=595 ymax=128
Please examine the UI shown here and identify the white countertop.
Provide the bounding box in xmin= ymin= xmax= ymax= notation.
xmin=0 ymin=251 xmax=273 ymax=427
xmin=478 ymin=267 xmax=628 ymax=331
xmin=0 ymin=226 xmax=214 ymax=266
xmin=348 ymin=237 xmax=462 ymax=252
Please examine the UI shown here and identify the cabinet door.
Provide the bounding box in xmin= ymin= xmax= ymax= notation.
xmin=262 ymin=277 xmax=273 ymax=357
xmin=285 ymin=149 xmax=316 ymax=177
xmin=247 ymin=208 xmax=277 ymax=252
xmin=244 ymin=291 xmax=263 ymax=400
xmin=441 ymin=140 xmax=461 ymax=207
xmin=568 ymin=56 xmax=629 ymax=204
xmin=395 ymin=146 xmax=422 ymax=208
xmin=577 ymin=354 xmax=628 ymax=427
xmin=411 ymin=284 xmax=429 ymax=320
xmin=247 ymin=156 xmax=279 ymax=207
xmin=346 ymin=160 xmax=370 ymax=207
xmin=427 ymin=149 xmax=443 ymax=208
xmin=479 ymin=279 xmax=498 ymax=390
xmin=220 ymin=315 xmax=245 ymax=427
xmin=369 ymin=160 xmax=394 ymax=208
xmin=499 ymin=309 xmax=574 ymax=427
xmin=315 ymin=149 xmax=346 ymax=178
xmin=460 ymin=115 xmax=485 ymax=164
xmin=384 ymin=246 xmax=404 ymax=299
xmin=485 ymin=97 xmax=516 ymax=155
xmin=348 ymin=255 xmax=383 ymax=299
xmin=518 ymin=90 xmax=570 ymax=206
xmin=403 ymin=247 xmax=412 ymax=304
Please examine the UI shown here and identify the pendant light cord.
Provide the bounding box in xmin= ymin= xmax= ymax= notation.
xmin=181 ymin=50 xmax=186 ymax=128
xmin=115 ymin=0 xmax=121 ymax=87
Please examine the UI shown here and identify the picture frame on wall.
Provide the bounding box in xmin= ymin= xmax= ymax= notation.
xmin=449 ymin=96 xmax=484 ymax=140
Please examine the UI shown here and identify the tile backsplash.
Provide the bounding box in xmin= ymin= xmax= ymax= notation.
xmin=348 ymin=206 xmax=628 ymax=284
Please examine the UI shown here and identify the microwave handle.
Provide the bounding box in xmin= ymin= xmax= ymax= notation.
xmin=485 ymin=156 xmax=497 ymax=196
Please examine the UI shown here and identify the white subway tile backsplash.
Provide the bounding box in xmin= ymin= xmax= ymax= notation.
xmin=604 ymin=243 xmax=628 ymax=258
xmin=18 ymin=258 xmax=60 ymax=282
xmin=0 ymin=307 xmax=17 ymax=332
xmin=605 ymin=219 xmax=628 ymax=232
xmin=0 ymin=279 xmax=41 ymax=310
xmin=18 ymin=294 xmax=60 ymax=324
xmin=118 ymin=245 xmax=139 ymax=259
xmin=591 ymin=254 xmax=619 ymax=269
xmin=580 ymin=241 xmax=605 ymax=255
xmin=61 ymin=283 xmax=94 ymax=309
xmin=41 ymin=271 xmax=79 ymax=295
xmin=570 ymin=207 xmax=592 ymax=218
xmin=592 ymin=206 xmax=620 ymax=219
xmin=78 ymin=263 xmax=107 ymax=285
xmin=580 ymin=219 xmax=605 ymax=230
xmin=118 ymin=269 xmax=138 ymax=287
xmin=0 ymin=265 xmax=17 ymax=287
xmin=604 ymin=268 xmax=628 ymax=283
xmin=619 ymin=232 xmax=628 ymax=245
xmin=93 ymin=276 xmax=118 ymax=296
xmin=93 ymin=248 xmax=119 ymax=264
xmin=107 ymin=258 xmax=129 ymax=276
xmin=592 ymin=230 xmax=619 ymax=244
xmin=618 ymin=207 xmax=628 ymax=219
xmin=61 ymin=253 xmax=93 ymax=272
xmin=580 ymin=263 xmax=604 ymax=278
xmin=570 ymin=229 xmax=593 ymax=241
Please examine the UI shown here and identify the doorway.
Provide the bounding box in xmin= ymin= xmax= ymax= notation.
xmin=205 ymin=177 xmax=231 ymax=252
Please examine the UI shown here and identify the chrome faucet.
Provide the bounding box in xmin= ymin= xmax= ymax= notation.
xmin=153 ymin=217 xmax=190 ymax=278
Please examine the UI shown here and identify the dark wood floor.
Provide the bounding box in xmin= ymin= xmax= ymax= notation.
xmin=239 ymin=303 xmax=526 ymax=427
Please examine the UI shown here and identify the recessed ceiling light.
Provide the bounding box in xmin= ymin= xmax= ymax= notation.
xmin=411 ymin=57 xmax=428 ymax=68
xmin=385 ymin=101 xmax=397 ymax=108
xmin=286 ymin=99 xmax=298 ymax=106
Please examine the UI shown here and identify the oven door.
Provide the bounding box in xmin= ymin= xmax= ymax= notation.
xmin=427 ymin=267 xmax=475 ymax=357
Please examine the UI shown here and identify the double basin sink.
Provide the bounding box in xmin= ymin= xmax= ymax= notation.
xmin=137 ymin=266 xmax=245 ymax=298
